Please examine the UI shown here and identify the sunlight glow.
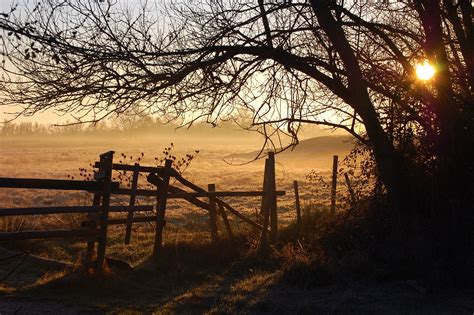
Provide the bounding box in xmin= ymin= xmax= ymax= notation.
xmin=415 ymin=61 xmax=435 ymax=81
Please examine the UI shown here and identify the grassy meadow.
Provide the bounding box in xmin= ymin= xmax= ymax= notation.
xmin=0 ymin=132 xmax=471 ymax=313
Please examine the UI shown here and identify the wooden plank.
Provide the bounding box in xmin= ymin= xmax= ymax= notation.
xmin=168 ymin=191 xmax=286 ymax=198
xmin=95 ymin=151 xmax=114 ymax=271
xmin=218 ymin=198 xmax=266 ymax=231
xmin=94 ymin=162 xmax=164 ymax=173
xmin=108 ymin=205 xmax=154 ymax=213
xmin=172 ymin=173 xmax=266 ymax=231
xmin=331 ymin=155 xmax=338 ymax=214
xmin=268 ymin=152 xmax=278 ymax=243
xmin=153 ymin=159 xmax=173 ymax=257
xmin=0 ymin=177 xmax=119 ymax=191
xmin=167 ymin=186 xmax=212 ymax=211
xmin=125 ymin=164 xmax=140 ymax=245
xmin=208 ymin=184 xmax=218 ymax=242
xmin=113 ymin=188 xmax=285 ymax=198
xmin=93 ymin=170 xmax=106 ymax=180
xmin=217 ymin=204 xmax=234 ymax=242
xmin=0 ymin=206 xmax=100 ymax=217
xmin=0 ymin=205 xmax=149 ymax=217
xmin=294 ymin=180 xmax=301 ymax=228
xmin=0 ymin=229 xmax=99 ymax=241
xmin=107 ymin=216 xmax=157 ymax=225
xmin=147 ymin=174 xmax=212 ymax=211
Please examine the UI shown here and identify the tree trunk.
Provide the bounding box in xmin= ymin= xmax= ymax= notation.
xmin=310 ymin=0 xmax=412 ymax=225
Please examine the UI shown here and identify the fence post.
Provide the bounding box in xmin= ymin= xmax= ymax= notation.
xmin=95 ymin=151 xmax=114 ymax=272
xmin=293 ymin=180 xmax=301 ymax=229
xmin=330 ymin=155 xmax=338 ymax=214
xmin=258 ymin=158 xmax=269 ymax=220
xmin=208 ymin=184 xmax=218 ymax=243
xmin=258 ymin=158 xmax=270 ymax=254
xmin=124 ymin=163 xmax=140 ymax=245
xmin=85 ymin=193 xmax=101 ymax=268
xmin=268 ymin=151 xmax=278 ymax=243
xmin=217 ymin=204 xmax=234 ymax=242
xmin=152 ymin=159 xmax=173 ymax=258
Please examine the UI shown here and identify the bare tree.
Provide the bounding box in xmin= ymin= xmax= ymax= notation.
xmin=0 ymin=0 xmax=472 ymax=227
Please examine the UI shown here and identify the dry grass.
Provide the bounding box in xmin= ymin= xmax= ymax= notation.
xmin=1 ymin=135 xmax=471 ymax=313
xmin=0 ymin=135 xmax=328 ymax=229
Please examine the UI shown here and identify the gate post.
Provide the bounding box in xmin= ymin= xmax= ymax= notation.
xmin=294 ymin=180 xmax=301 ymax=230
xmin=85 ymin=193 xmax=101 ymax=269
xmin=124 ymin=163 xmax=140 ymax=244
xmin=208 ymin=183 xmax=218 ymax=243
xmin=268 ymin=151 xmax=278 ymax=243
xmin=258 ymin=157 xmax=271 ymax=254
xmin=330 ymin=155 xmax=338 ymax=214
xmin=152 ymin=159 xmax=173 ymax=258
xmin=95 ymin=151 xmax=114 ymax=272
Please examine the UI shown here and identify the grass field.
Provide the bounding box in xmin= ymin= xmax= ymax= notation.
xmin=1 ymin=134 xmax=472 ymax=313
xmin=0 ymin=133 xmax=346 ymax=233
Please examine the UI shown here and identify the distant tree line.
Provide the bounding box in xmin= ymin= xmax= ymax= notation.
xmin=0 ymin=114 xmax=260 ymax=137
xmin=1 ymin=120 xmax=101 ymax=136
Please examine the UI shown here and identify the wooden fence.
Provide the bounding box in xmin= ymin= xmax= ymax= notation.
xmin=0 ymin=151 xmax=285 ymax=271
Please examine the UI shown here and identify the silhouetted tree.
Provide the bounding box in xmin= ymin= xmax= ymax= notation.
xmin=0 ymin=0 xmax=472 ymax=236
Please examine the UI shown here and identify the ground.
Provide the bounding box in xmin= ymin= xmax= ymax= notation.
xmin=0 ymin=134 xmax=473 ymax=313
xmin=1 ymin=245 xmax=472 ymax=314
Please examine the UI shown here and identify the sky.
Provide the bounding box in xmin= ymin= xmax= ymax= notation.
xmin=0 ymin=1 xmax=59 ymax=123
xmin=0 ymin=0 xmax=347 ymax=138
xmin=0 ymin=0 xmax=155 ymax=125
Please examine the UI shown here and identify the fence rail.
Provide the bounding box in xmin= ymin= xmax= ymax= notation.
xmin=0 ymin=177 xmax=119 ymax=191
xmin=0 ymin=205 xmax=155 ymax=217
xmin=94 ymin=161 xmax=163 ymax=173
xmin=0 ymin=150 xmax=285 ymax=272
xmin=0 ymin=229 xmax=98 ymax=241
xmin=114 ymin=188 xmax=285 ymax=198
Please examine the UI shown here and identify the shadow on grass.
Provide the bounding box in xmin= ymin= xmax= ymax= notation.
xmin=3 ymin=235 xmax=282 ymax=313
xmin=2 ymin=210 xmax=473 ymax=313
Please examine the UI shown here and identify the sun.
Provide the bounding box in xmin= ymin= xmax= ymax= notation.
xmin=415 ymin=61 xmax=435 ymax=81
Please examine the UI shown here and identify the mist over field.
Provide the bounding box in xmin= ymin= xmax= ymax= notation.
xmin=0 ymin=122 xmax=353 ymax=229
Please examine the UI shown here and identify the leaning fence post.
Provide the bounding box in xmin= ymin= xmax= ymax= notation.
xmin=258 ymin=158 xmax=271 ymax=254
xmin=258 ymin=157 xmax=269 ymax=221
xmin=208 ymin=184 xmax=218 ymax=243
xmin=293 ymin=180 xmax=301 ymax=229
xmin=217 ymin=204 xmax=234 ymax=243
xmin=152 ymin=159 xmax=173 ymax=258
xmin=330 ymin=155 xmax=338 ymax=214
xmin=268 ymin=151 xmax=278 ymax=243
xmin=124 ymin=163 xmax=140 ymax=245
xmin=95 ymin=151 xmax=114 ymax=272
